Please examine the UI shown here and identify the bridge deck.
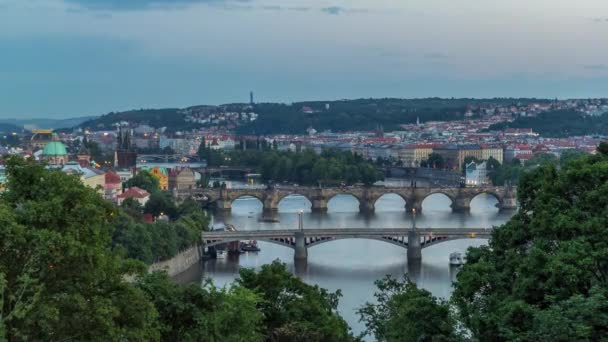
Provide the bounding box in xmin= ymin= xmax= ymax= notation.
xmin=203 ymin=227 xmax=493 ymax=239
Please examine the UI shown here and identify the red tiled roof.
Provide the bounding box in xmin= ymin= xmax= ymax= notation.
xmin=105 ymin=170 xmax=122 ymax=184
xmin=117 ymin=186 xmax=150 ymax=199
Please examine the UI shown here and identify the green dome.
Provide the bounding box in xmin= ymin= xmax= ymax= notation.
xmin=42 ymin=141 xmax=68 ymax=156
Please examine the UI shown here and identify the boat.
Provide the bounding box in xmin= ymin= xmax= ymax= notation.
xmin=216 ymin=250 xmax=227 ymax=259
xmin=240 ymin=240 xmax=261 ymax=252
xmin=449 ymin=252 xmax=464 ymax=266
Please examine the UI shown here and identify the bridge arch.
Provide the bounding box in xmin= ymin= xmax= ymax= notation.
xmin=307 ymin=236 xmax=409 ymax=249
xmin=420 ymin=191 xmax=455 ymax=211
xmin=277 ymin=193 xmax=313 ymax=212
xmin=373 ymin=193 xmax=408 ymax=212
xmin=470 ymin=191 xmax=502 ymax=212
xmin=327 ymin=193 xmax=362 ymax=212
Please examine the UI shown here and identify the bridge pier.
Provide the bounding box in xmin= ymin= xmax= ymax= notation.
xmin=311 ymin=198 xmax=328 ymax=212
xmin=359 ymin=200 xmax=375 ymax=214
xmin=405 ymin=198 xmax=422 ymax=213
xmin=407 ymin=231 xmax=422 ymax=261
xmin=216 ymin=200 xmax=232 ymax=211
xmin=452 ymin=196 xmax=471 ymax=212
xmin=294 ymin=231 xmax=308 ymax=261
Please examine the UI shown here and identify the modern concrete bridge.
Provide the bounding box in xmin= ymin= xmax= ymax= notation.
xmin=202 ymin=227 xmax=493 ymax=262
xmin=176 ymin=185 xmax=517 ymax=213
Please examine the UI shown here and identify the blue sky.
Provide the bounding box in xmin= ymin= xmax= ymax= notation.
xmin=1 ymin=0 xmax=607 ymax=118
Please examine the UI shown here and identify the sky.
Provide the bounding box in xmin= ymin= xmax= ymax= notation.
xmin=0 ymin=0 xmax=607 ymax=118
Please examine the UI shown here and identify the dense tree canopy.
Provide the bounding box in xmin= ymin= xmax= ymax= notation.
xmin=452 ymin=143 xmax=608 ymax=340
xmin=237 ymin=261 xmax=356 ymax=342
xmin=215 ymin=149 xmax=383 ymax=186
xmin=0 ymin=156 xmax=159 ymax=341
xmin=359 ymin=275 xmax=460 ymax=342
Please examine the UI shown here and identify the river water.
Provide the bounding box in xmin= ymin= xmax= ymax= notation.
xmin=180 ymin=192 xmax=515 ymax=338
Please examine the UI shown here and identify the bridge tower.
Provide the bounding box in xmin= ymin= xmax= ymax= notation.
xmin=294 ymin=211 xmax=308 ymax=260
xmin=406 ymin=209 xmax=422 ymax=261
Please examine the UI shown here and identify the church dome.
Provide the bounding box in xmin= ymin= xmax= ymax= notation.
xmin=42 ymin=141 xmax=68 ymax=156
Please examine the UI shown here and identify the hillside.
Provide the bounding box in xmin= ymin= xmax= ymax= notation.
xmin=73 ymin=98 xmax=553 ymax=133
xmin=487 ymin=110 xmax=608 ymax=137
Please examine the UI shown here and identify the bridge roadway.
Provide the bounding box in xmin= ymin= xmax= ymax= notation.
xmin=202 ymin=227 xmax=493 ymax=262
xmin=177 ymin=185 xmax=518 ymax=214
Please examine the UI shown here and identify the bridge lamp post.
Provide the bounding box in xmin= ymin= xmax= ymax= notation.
xmin=298 ymin=210 xmax=304 ymax=231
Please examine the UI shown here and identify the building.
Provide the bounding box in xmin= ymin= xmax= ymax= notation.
xmin=104 ymin=170 xmax=123 ymax=202
xmin=42 ymin=141 xmax=69 ymax=166
xmin=465 ymin=161 xmax=489 ymax=187
xmin=114 ymin=127 xmax=137 ymax=169
xmin=29 ymin=129 xmax=54 ymax=149
xmin=76 ymin=144 xmax=92 ymax=167
xmin=399 ymin=144 xmax=434 ymax=167
xmin=168 ymin=167 xmax=196 ymax=190
xmin=117 ymin=186 xmax=150 ymax=206
xmin=480 ymin=145 xmax=504 ymax=164
xmin=146 ymin=166 xmax=168 ymax=190
xmin=61 ymin=162 xmax=105 ymax=194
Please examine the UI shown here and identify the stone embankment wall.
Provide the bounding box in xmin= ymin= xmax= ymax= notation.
xmin=149 ymin=245 xmax=202 ymax=277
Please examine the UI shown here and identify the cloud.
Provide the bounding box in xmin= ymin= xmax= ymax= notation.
xmin=591 ymin=17 xmax=608 ymax=23
xmin=64 ymin=0 xmax=249 ymax=11
xmin=320 ymin=6 xmax=368 ymax=15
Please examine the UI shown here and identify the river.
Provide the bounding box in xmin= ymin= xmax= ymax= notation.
xmin=177 ymin=192 xmax=515 ymax=338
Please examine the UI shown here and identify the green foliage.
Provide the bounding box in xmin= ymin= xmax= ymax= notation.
xmin=226 ymin=149 xmax=383 ymax=186
xmin=237 ymin=261 xmax=356 ymax=341
xmin=144 ymin=191 xmax=178 ymax=219
xmin=238 ymin=98 xmax=548 ymax=134
xmin=114 ymin=200 xmax=210 ymax=264
xmin=126 ymin=170 xmax=160 ymax=193
xmin=138 ymin=272 xmax=264 ymax=342
xmin=359 ymin=275 xmax=460 ymax=342
xmin=488 ymin=110 xmax=608 ymax=137
xmin=421 ymin=153 xmax=445 ymax=169
xmin=0 ymin=156 xmax=159 ymax=341
xmin=198 ymin=138 xmax=225 ymax=167
xmin=452 ymin=146 xmax=608 ymax=341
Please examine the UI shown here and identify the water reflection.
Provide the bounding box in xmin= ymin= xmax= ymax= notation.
xmin=202 ymin=194 xmax=514 ymax=338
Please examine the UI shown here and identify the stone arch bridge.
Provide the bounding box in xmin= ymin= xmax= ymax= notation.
xmin=176 ymin=185 xmax=517 ymax=213
xmin=201 ymin=228 xmax=493 ymax=262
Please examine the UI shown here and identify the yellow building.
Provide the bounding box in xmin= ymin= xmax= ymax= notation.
xmin=399 ymin=144 xmax=434 ymax=167
xmin=481 ymin=146 xmax=504 ymax=164
xmin=148 ymin=166 xmax=168 ymax=190
xmin=61 ymin=162 xmax=105 ymax=195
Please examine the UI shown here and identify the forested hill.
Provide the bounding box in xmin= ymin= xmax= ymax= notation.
xmin=238 ymin=98 xmax=551 ymax=134
xmin=487 ymin=110 xmax=608 ymax=137
xmin=73 ymin=98 xmax=551 ymax=133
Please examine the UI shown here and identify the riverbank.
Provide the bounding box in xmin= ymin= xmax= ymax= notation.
xmin=149 ymin=245 xmax=206 ymax=277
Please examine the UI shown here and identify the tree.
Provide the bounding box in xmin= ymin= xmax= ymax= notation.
xmin=359 ymin=275 xmax=460 ymax=341
xmin=0 ymin=156 xmax=159 ymax=341
xmin=237 ymin=261 xmax=356 ymax=341
xmin=424 ymin=153 xmax=445 ymax=169
xmin=452 ymin=144 xmax=608 ymax=341
xmin=138 ymin=272 xmax=264 ymax=342
xmin=559 ymin=149 xmax=589 ymax=165
xmin=126 ymin=170 xmax=160 ymax=193
xmin=144 ymin=191 xmax=178 ymax=219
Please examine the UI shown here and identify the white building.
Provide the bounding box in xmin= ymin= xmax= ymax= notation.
xmin=465 ymin=161 xmax=489 ymax=187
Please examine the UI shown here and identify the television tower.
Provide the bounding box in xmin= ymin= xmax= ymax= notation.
xmin=249 ymin=91 xmax=254 ymax=105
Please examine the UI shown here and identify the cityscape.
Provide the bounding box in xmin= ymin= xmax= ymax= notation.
xmin=1 ymin=0 xmax=608 ymax=341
